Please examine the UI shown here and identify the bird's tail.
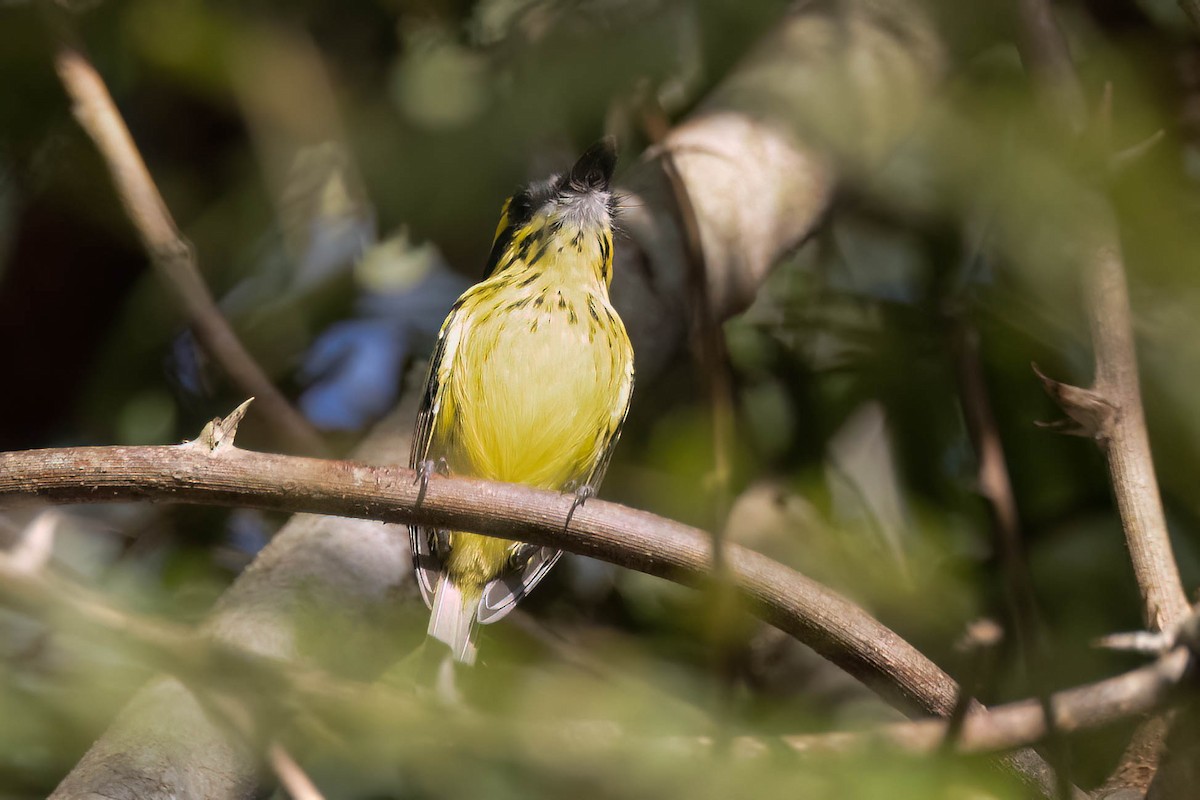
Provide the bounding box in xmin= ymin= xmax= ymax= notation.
xmin=428 ymin=576 xmax=478 ymax=665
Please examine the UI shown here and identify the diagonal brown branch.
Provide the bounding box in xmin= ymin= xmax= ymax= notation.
xmin=949 ymin=318 xmax=1072 ymax=791
xmin=0 ymin=432 xmax=960 ymax=718
xmin=51 ymin=38 xmax=328 ymax=457
xmin=267 ymin=744 xmax=327 ymax=800
xmin=0 ymin=424 xmax=1071 ymax=796
xmin=1012 ymin=1 xmax=1193 ymax=795
xmin=950 ymin=322 xmax=1043 ymax=663
xmin=1015 ymin=0 xmax=1189 ymax=641
xmin=756 ymin=647 xmax=1192 ymax=759
xmin=1083 ymin=230 xmax=1190 ymax=630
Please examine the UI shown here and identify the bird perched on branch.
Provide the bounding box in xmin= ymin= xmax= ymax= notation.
xmin=409 ymin=138 xmax=635 ymax=664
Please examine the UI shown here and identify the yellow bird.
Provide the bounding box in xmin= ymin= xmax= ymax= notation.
xmin=409 ymin=139 xmax=634 ymax=664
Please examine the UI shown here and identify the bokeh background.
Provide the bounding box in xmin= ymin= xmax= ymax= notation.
xmin=4 ymin=0 xmax=1200 ymax=797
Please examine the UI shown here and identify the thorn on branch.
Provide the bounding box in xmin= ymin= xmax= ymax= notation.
xmin=1094 ymin=630 xmax=1174 ymax=656
xmin=1094 ymin=604 xmax=1200 ymax=658
xmin=193 ymin=398 xmax=255 ymax=454
xmin=1031 ymin=363 xmax=1117 ymax=440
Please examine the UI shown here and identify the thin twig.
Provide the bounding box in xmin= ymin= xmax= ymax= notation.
xmin=940 ymin=619 xmax=1004 ymax=751
xmin=1014 ymin=0 xmax=1188 ymax=640
xmin=1012 ymin=0 xmax=1193 ymax=793
xmin=1096 ymin=629 xmax=1173 ymax=656
xmin=1084 ymin=226 xmax=1190 ymax=630
xmin=538 ymin=629 xmax=1193 ymax=768
xmin=764 ymin=647 xmax=1192 ymax=759
xmin=642 ymin=98 xmax=741 ymax=723
xmin=268 ymin=743 xmax=327 ymax=800
xmin=949 ymin=320 xmax=1044 ymax=664
xmin=522 ymin=634 xmax=1190 ymax=766
xmin=949 ymin=315 xmax=1073 ymax=793
xmin=643 ymin=109 xmax=737 ymax=542
xmin=50 ymin=37 xmax=327 ymax=456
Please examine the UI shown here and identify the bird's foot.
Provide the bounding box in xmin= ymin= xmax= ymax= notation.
xmin=563 ymin=482 xmax=596 ymax=532
xmin=414 ymin=457 xmax=450 ymax=509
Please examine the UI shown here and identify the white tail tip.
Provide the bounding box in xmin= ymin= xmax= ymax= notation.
xmin=428 ymin=576 xmax=478 ymax=665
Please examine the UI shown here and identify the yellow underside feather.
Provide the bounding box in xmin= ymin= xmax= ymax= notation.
xmin=431 ymin=223 xmax=632 ymax=592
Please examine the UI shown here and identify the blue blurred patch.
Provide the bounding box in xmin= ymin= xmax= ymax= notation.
xmin=297 ymin=262 xmax=468 ymax=430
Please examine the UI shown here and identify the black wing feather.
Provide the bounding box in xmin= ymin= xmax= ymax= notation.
xmin=408 ymin=312 xmax=457 ymax=609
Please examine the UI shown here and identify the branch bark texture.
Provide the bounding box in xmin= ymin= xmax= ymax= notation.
xmin=1013 ymin=0 xmax=1192 ymax=794
xmin=1086 ymin=230 xmax=1190 ymax=630
xmin=0 ymin=435 xmax=962 ymax=719
xmin=1014 ymin=0 xmax=1189 ymax=635
xmin=762 ymin=649 xmax=1191 ymax=759
xmin=1 ymin=426 xmax=1067 ymax=798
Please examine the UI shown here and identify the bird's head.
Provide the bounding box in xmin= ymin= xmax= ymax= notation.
xmin=484 ymin=138 xmax=618 ymax=285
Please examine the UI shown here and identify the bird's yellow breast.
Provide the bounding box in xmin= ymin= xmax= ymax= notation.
xmin=449 ymin=281 xmax=628 ymax=488
xmin=432 ymin=225 xmax=632 ymax=589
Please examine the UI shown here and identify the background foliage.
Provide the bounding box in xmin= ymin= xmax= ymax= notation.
xmin=3 ymin=0 xmax=1200 ymax=797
